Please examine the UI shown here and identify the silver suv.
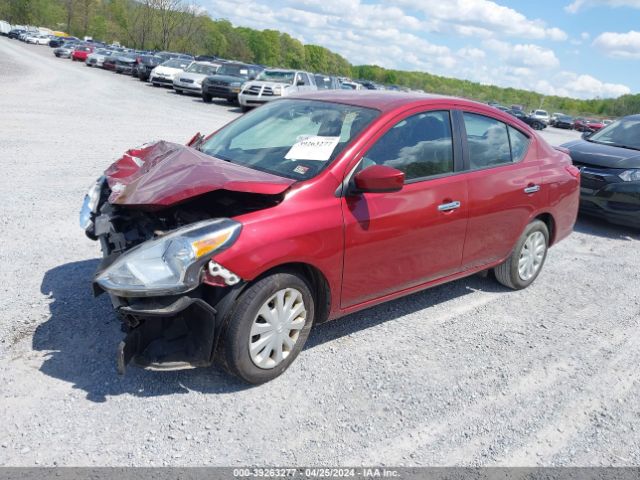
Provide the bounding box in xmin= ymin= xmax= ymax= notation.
xmin=238 ymin=69 xmax=317 ymax=111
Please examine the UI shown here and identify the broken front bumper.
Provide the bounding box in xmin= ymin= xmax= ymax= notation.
xmin=116 ymin=295 xmax=217 ymax=374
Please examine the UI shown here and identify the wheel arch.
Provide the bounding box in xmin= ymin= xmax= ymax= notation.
xmin=246 ymin=262 xmax=332 ymax=325
xmin=534 ymin=212 xmax=556 ymax=245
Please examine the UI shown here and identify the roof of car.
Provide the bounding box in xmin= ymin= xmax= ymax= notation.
xmin=291 ymin=90 xmax=471 ymax=113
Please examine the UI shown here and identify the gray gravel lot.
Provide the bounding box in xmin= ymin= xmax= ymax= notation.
xmin=1 ymin=39 xmax=639 ymax=467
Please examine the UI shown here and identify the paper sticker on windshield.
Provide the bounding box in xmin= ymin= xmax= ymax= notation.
xmin=285 ymin=136 xmax=340 ymax=161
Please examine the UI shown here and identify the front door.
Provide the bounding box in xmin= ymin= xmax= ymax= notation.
xmin=341 ymin=109 xmax=469 ymax=308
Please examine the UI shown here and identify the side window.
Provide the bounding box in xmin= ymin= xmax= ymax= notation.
xmin=463 ymin=113 xmax=511 ymax=169
xmin=508 ymin=126 xmax=530 ymax=162
xmin=363 ymin=111 xmax=454 ymax=181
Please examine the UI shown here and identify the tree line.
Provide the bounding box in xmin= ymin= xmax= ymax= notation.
xmin=2 ymin=0 xmax=640 ymax=117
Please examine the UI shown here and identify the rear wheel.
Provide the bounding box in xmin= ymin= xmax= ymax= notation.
xmin=175 ymin=88 xmax=183 ymax=94
xmin=202 ymin=93 xmax=212 ymax=103
xmin=494 ymin=220 xmax=549 ymax=290
xmin=241 ymin=105 xmax=250 ymax=113
xmin=221 ymin=272 xmax=315 ymax=384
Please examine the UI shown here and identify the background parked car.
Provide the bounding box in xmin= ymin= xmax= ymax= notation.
xmin=530 ymin=109 xmax=550 ymax=125
xmin=314 ymin=74 xmax=341 ymax=90
xmin=71 ymin=45 xmax=93 ymax=62
xmin=553 ymin=115 xmax=574 ymax=129
xmin=85 ymin=48 xmax=113 ymax=67
xmin=201 ymin=62 xmax=262 ymax=104
xmin=8 ymin=29 xmax=26 ymax=39
xmin=134 ymin=55 xmax=163 ymax=81
xmin=238 ymin=69 xmax=317 ymax=110
xmin=562 ymin=115 xmax=640 ymax=228
xmin=506 ymin=109 xmax=546 ymax=130
xmin=549 ymin=112 xmax=565 ymax=126
xmin=114 ymin=52 xmax=138 ymax=74
xmin=172 ymin=61 xmax=220 ymax=95
xmin=149 ymin=57 xmax=192 ymax=87
xmin=341 ymin=80 xmax=363 ymax=90
xmin=53 ymin=43 xmax=75 ymax=58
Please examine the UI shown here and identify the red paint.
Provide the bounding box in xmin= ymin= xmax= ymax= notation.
xmin=71 ymin=47 xmax=93 ymax=61
xmin=106 ymin=92 xmax=579 ymax=321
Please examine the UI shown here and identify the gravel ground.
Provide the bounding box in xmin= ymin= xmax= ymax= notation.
xmin=1 ymin=39 xmax=639 ymax=467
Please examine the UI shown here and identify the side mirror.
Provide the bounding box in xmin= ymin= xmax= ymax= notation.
xmin=582 ymin=130 xmax=593 ymax=139
xmin=353 ymin=165 xmax=405 ymax=194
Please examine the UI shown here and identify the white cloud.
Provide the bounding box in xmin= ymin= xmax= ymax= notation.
xmin=397 ymin=0 xmax=567 ymax=41
xmin=593 ymin=30 xmax=640 ymax=58
xmin=483 ymin=39 xmax=560 ymax=68
xmin=565 ymin=0 xmax=640 ymax=13
xmin=205 ymin=0 xmax=630 ymax=99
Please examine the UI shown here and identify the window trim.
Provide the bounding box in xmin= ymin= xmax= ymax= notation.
xmin=359 ymin=108 xmax=462 ymax=185
xmin=456 ymin=109 xmax=531 ymax=173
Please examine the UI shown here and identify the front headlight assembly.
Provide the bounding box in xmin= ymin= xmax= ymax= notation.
xmin=79 ymin=176 xmax=106 ymax=229
xmin=96 ymin=219 xmax=241 ymax=297
xmin=618 ymin=169 xmax=640 ymax=182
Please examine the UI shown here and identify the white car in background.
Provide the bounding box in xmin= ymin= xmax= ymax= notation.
xmin=172 ymin=61 xmax=220 ymax=95
xmin=25 ymin=34 xmax=50 ymax=45
xmin=149 ymin=58 xmax=192 ymax=87
xmin=85 ymin=49 xmax=113 ymax=67
xmin=238 ymin=69 xmax=317 ymax=111
xmin=530 ymin=109 xmax=551 ymax=125
xmin=340 ymin=80 xmax=363 ymax=90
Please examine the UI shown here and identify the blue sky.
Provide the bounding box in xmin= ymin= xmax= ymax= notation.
xmin=204 ymin=0 xmax=640 ymax=99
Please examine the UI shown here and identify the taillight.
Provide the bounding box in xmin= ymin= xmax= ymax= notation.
xmin=566 ymin=165 xmax=580 ymax=178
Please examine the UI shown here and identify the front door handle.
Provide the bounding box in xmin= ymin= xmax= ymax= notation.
xmin=524 ymin=184 xmax=541 ymax=194
xmin=438 ymin=201 xmax=461 ymax=212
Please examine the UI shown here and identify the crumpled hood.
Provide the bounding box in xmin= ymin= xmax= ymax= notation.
xmin=104 ymin=141 xmax=295 ymax=208
xmin=562 ymin=139 xmax=640 ymax=169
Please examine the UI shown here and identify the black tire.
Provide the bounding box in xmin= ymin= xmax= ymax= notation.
xmin=241 ymin=105 xmax=250 ymax=113
xmin=221 ymin=272 xmax=315 ymax=384
xmin=494 ymin=220 xmax=549 ymax=290
xmin=533 ymin=122 xmax=544 ymax=130
xmin=139 ymin=75 xmax=146 ymax=82
xmin=174 ymin=88 xmax=183 ymax=94
xmin=202 ymin=93 xmax=212 ymax=103
xmin=226 ymin=97 xmax=235 ymax=104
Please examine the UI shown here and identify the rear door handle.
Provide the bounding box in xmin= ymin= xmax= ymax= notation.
xmin=438 ymin=201 xmax=461 ymax=212
xmin=524 ymin=185 xmax=541 ymax=194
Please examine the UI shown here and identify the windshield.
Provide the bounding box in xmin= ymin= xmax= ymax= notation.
xmin=256 ymin=70 xmax=295 ymax=84
xmin=217 ymin=64 xmax=252 ymax=77
xmin=589 ymin=117 xmax=640 ymax=150
xmin=162 ymin=59 xmax=191 ymax=69
xmin=186 ymin=63 xmax=218 ymax=75
xmin=535 ymin=110 xmax=548 ymax=116
xmin=200 ymin=99 xmax=379 ymax=180
xmin=558 ymin=115 xmax=573 ymax=121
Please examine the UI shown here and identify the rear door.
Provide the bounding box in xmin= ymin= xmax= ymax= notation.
xmin=456 ymin=110 xmax=546 ymax=269
xmin=341 ymin=108 xmax=469 ymax=308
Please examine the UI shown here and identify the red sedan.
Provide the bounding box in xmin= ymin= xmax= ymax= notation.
xmin=80 ymin=92 xmax=580 ymax=383
xmin=71 ymin=45 xmax=93 ymax=62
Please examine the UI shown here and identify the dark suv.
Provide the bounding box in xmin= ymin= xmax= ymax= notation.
xmin=135 ymin=55 xmax=163 ymax=81
xmin=201 ymin=63 xmax=263 ymax=104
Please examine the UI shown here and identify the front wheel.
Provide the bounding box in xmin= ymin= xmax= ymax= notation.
xmin=494 ymin=220 xmax=549 ymax=290
xmin=221 ymin=272 xmax=315 ymax=384
xmin=202 ymin=93 xmax=212 ymax=103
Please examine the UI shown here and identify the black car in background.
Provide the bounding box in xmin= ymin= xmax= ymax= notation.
xmin=562 ymin=115 xmax=640 ymax=228
xmin=314 ymin=74 xmax=340 ymax=90
xmin=554 ymin=115 xmax=574 ymax=129
xmin=8 ymin=29 xmax=26 ymax=39
xmin=506 ymin=109 xmax=546 ymax=130
xmin=201 ymin=62 xmax=262 ymax=103
xmin=135 ymin=55 xmax=163 ymax=81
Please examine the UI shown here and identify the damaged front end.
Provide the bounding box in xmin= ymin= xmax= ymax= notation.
xmin=80 ymin=140 xmax=291 ymax=373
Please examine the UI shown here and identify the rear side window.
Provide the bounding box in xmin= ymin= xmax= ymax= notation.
xmin=363 ymin=111 xmax=454 ymax=181
xmin=508 ymin=126 xmax=530 ymax=162
xmin=463 ymin=113 xmax=511 ymax=169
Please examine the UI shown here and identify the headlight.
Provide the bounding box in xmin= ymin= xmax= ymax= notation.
xmin=619 ymin=169 xmax=640 ymax=182
xmin=272 ymin=85 xmax=283 ymax=96
xmin=79 ymin=176 xmax=105 ymax=229
xmin=95 ymin=219 xmax=241 ymax=297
